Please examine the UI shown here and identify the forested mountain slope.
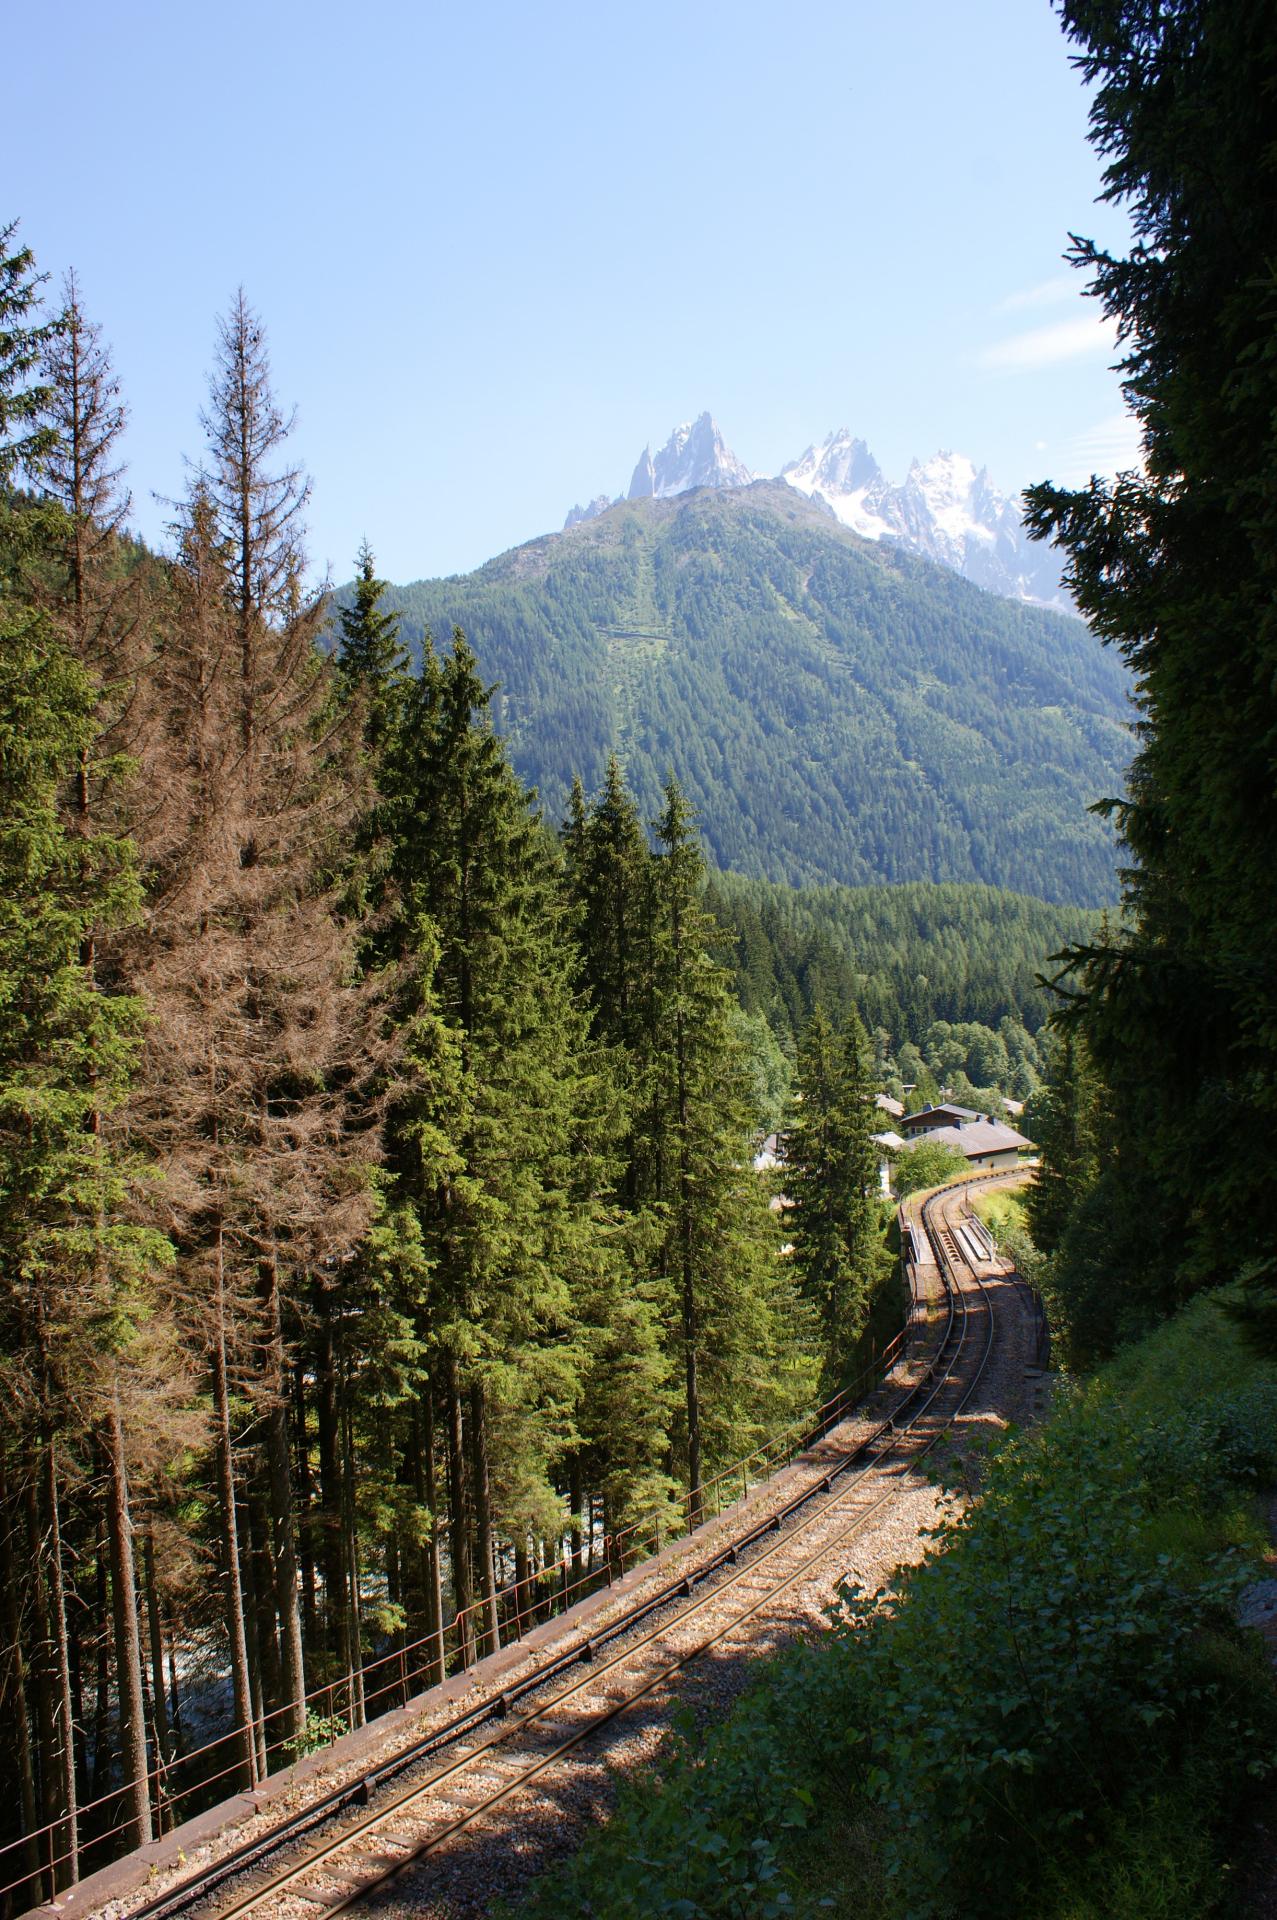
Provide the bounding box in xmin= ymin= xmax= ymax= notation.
xmin=706 ymin=873 xmax=1095 ymax=1047
xmin=352 ymin=483 xmax=1132 ymax=904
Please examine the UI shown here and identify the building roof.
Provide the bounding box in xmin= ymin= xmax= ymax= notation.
xmin=875 ymin=1093 xmax=905 ymax=1118
xmin=872 ymin=1129 xmax=906 ymax=1151
xmin=902 ymin=1103 xmax=981 ymax=1129
xmin=1002 ymin=1096 xmax=1025 ymax=1117
xmin=903 ymin=1120 xmax=1032 ymax=1159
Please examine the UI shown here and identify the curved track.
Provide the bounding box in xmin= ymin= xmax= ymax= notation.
xmin=123 ymin=1185 xmax=1007 ymax=1920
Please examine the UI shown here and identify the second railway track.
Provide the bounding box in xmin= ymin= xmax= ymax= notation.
xmin=117 ymin=1179 xmax=1014 ymax=1920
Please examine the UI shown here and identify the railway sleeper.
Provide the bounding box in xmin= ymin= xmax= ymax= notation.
xmin=304 ymin=1879 xmax=373 ymax=1907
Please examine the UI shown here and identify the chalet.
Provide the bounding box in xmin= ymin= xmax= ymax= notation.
xmin=901 ymin=1117 xmax=1032 ymax=1172
xmin=901 ymin=1102 xmax=981 ymax=1138
xmin=875 ymin=1092 xmax=905 ymax=1120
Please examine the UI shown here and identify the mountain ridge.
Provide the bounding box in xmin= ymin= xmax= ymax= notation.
xmin=348 ymin=480 xmax=1130 ymax=906
xmin=563 ymin=413 xmax=1069 ymax=613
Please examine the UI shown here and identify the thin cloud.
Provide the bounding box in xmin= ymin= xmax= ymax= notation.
xmin=1039 ymin=412 xmax=1145 ymax=487
xmin=995 ymin=275 xmax=1077 ymax=313
xmin=979 ymin=312 xmax=1118 ymax=372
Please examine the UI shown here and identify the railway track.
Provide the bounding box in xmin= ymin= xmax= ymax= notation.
xmin=115 ymin=1183 xmax=1006 ymax=1920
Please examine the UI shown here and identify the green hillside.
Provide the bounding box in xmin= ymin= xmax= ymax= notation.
xmin=705 ymin=872 xmax=1096 ymax=1046
xmin=352 ymin=483 xmax=1132 ymax=904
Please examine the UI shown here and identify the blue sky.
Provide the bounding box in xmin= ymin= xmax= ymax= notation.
xmin=9 ymin=0 xmax=1134 ymax=583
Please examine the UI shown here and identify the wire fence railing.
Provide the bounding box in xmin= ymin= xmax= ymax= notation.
xmin=1 ymin=1279 xmax=930 ymax=1911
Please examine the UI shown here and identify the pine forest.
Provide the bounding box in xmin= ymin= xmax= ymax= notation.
xmin=0 ymin=235 xmax=941 ymax=1902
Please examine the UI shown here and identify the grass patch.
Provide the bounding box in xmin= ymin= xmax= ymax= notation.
xmin=971 ymin=1185 xmax=1029 ymax=1241
xmin=508 ymin=1290 xmax=1277 ymax=1920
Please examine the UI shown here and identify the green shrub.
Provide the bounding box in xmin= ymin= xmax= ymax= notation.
xmin=511 ymin=1297 xmax=1277 ymax=1920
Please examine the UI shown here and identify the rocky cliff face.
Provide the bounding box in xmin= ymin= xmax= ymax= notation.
xmin=626 ymin=412 xmax=757 ymax=500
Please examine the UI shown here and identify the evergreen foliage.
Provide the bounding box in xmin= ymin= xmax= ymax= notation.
xmin=1020 ymin=0 xmax=1277 ymax=1348
xmin=785 ymin=1008 xmax=892 ymax=1390
xmin=0 ymin=220 xmax=60 ymax=491
xmin=703 ymin=870 xmax=1095 ymax=1053
xmin=336 ymin=538 xmax=408 ymax=752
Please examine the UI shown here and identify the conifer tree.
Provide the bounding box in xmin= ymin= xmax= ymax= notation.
xmin=336 ymin=539 xmax=409 ymax=753
xmin=384 ymin=633 xmax=614 ymax=1649
xmin=38 ymin=272 xmax=132 ymax=639
xmin=560 ymin=760 xmax=674 ymax=1535
xmin=199 ymin=289 xmax=310 ymax=749
xmin=0 ymin=219 xmax=60 ymax=493
xmin=130 ymin=304 xmax=382 ymax=1759
xmin=1024 ymin=1 xmax=1277 ymax=1341
xmin=652 ymin=779 xmax=803 ymax=1521
xmin=0 ymin=602 xmax=168 ymax=1867
xmin=1024 ymin=1032 xmax=1103 ymax=1256
xmin=786 ymin=1006 xmax=889 ymax=1391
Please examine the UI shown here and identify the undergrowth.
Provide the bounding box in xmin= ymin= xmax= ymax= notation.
xmin=508 ymin=1290 xmax=1277 ymax=1919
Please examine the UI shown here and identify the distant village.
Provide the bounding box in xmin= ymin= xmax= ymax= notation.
xmin=755 ymin=1094 xmax=1034 ymax=1198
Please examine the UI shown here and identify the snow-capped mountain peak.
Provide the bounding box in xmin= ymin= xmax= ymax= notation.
xmin=784 ymin=433 xmax=1066 ymax=612
xmin=783 ymin=427 xmax=881 ymax=497
xmin=559 ymin=415 xmax=1070 ymax=612
xmin=628 ymin=413 xmax=755 ymax=501
xmin=782 ymin=429 xmax=897 ymax=543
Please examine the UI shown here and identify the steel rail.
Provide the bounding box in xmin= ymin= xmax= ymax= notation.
xmin=142 ymin=1192 xmax=995 ymax=1920
xmin=311 ymin=1194 xmax=998 ymax=1919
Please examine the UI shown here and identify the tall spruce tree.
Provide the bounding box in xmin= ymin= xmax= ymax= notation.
xmin=560 ymin=759 xmax=675 ymax=1538
xmin=652 ymin=779 xmax=806 ymax=1522
xmin=384 ymin=633 xmax=612 ymax=1654
xmin=336 ymin=539 xmax=408 ymax=754
xmin=0 ymin=602 xmax=169 ymax=1869
xmin=0 ymin=220 xmax=59 ymax=493
xmin=1023 ymin=1 xmax=1277 ymax=1343
xmin=786 ymin=1006 xmax=889 ymax=1392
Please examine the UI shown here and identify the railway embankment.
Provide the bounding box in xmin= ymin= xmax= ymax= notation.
xmin=68 ymin=1182 xmax=1031 ymax=1920
xmin=511 ymin=1283 xmax=1277 ymax=1920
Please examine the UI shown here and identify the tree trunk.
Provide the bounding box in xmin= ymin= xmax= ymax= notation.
xmin=167 ymin=1612 xmax=184 ymax=1752
xmin=674 ymin=992 xmax=703 ymax=1526
xmin=69 ymin=1589 xmax=86 ymax=1800
xmin=442 ymin=1353 xmax=474 ymax=1666
xmin=246 ymin=1483 xmax=281 ymax=1754
xmin=89 ymin=1522 xmax=110 ymax=1798
xmin=239 ymin=1492 xmax=269 ymax=1778
xmin=104 ymin=1380 xmax=153 ymax=1848
xmin=142 ymin=1529 xmax=172 ymax=1784
xmin=315 ymin=1305 xmax=345 ymax=1669
xmin=43 ymin=1438 xmax=79 ymax=1886
xmin=569 ymin=1455 xmax=584 ymax=1582
xmin=513 ymin=1538 xmax=531 ymax=1639
xmin=0 ymin=1456 xmax=43 ymax=1907
xmin=211 ymin=1234 xmax=258 ymax=1790
xmin=259 ymin=1250 xmax=305 ymax=1744
xmin=23 ymin=1472 xmax=58 ymax=1842
xmin=293 ymin=1360 xmax=318 ymax=1654
xmin=468 ymin=1381 xmax=500 ymax=1655
xmin=339 ymin=1396 xmax=364 ymax=1728
xmin=423 ymin=1395 xmax=445 ymax=1684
